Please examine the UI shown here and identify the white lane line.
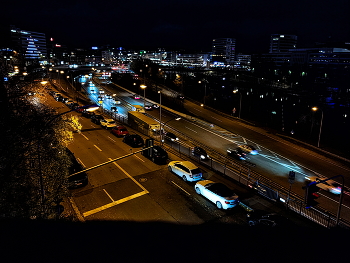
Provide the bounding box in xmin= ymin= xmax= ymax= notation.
xmin=80 ymin=133 xmax=89 ymax=140
xmin=77 ymin=158 xmax=86 ymax=168
xmin=171 ymin=181 xmax=191 ymax=196
xmin=134 ymin=154 xmax=145 ymax=162
xmin=103 ymin=189 xmax=114 ymax=202
xmin=108 ymin=136 xmax=116 ymax=143
xmin=94 ymin=145 xmax=103 ymax=151
xmin=185 ymin=126 xmax=198 ymax=133
xmin=108 ymin=158 xmax=149 ymax=193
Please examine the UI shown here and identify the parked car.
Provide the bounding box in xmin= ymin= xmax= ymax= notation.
xmin=191 ymin=146 xmax=210 ymax=160
xmin=142 ymin=145 xmax=168 ymax=164
xmin=238 ymin=144 xmax=258 ymax=155
xmin=195 ymin=180 xmax=240 ymax=209
xmin=122 ymin=134 xmax=144 ymax=147
xmin=165 ymin=132 xmax=178 ymax=141
xmin=152 ymin=104 xmax=160 ymax=109
xmin=111 ymin=126 xmax=129 ymax=137
xmin=66 ymin=149 xmax=88 ymax=189
xmin=305 ymin=176 xmax=341 ymax=195
xmin=82 ymin=110 xmax=94 ymax=118
xmin=246 ymin=211 xmax=294 ymax=228
xmin=177 ymin=94 xmax=185 ymax=100
xmin=227 ymin=147 xmax=247 ymax=160
xmin=100 ymin=118 xmax=117 ymax=129
xmin=91 ymin=114 xmax=105 ymax=125
xmin=168 ymin=161 xmax=202 ymax=182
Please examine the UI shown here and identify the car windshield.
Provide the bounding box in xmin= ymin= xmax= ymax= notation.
xmin=119 ymin=128 xmax=127 ymax=132
xmin=190 ymin=168 xmax=201 ymax=175
xmin=208 ymin=183 xmax=235 ymax=197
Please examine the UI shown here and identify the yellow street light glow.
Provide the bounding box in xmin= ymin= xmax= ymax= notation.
xmin=312 ymin=107 xmax=318 ymax=111
xmin=140 ymin=85 xmax=147 ymax=89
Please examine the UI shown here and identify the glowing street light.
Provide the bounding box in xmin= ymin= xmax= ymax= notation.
xmin=233 ymin=89 xmax=242 ymax=118
xmin=140 ymin=84 xmax=147 ymax=108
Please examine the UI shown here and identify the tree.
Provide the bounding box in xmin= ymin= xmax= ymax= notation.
xmin=0 ymin=75 xmax=77 ymax=219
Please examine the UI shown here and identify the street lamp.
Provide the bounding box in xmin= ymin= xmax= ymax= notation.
xmin=233 ymin=89 xmax=242 ymax=118
xmin=140 ymin=84 xmax=147 ymax=108
xmin=312 ymin=107 xmax=323 ymax=148
xmin=158 ymin=90 xmax=162 ymax=135
xmin=161 ymin=117 xmax=181 ymax=145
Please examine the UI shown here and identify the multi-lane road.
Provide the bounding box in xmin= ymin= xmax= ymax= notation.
xmin=81 ymin=73 xmax=350 ymax=223
xmin=44 ymin=74 xmax=321 ymax=228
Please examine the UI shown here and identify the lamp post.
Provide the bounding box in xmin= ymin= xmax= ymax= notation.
xmin=161 ymin=117 xmax=181 ymax=145
xmin=233 ymin=89 xmax=242 ymax=119
xmin=312 ymin=107 xmax=323 ymax=148
xmin=140 ymin=84 xmax=147 ymax=108
xmin=158 ymin=90 xmax=162 ymax=135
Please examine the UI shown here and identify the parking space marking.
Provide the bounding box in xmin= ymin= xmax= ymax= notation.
xmin=77 ymin=158 xmax=86 ymax=168
xmin=103 ymin=189 xmax=114 ymax=202
xmin=134 ymin=154 xmax=145 ymax=162
xmin=94 ymin=145 xmax=103 ymax=151
xmin=109 ymin=158 xmax=149 ymax=193
xmin=108 ymin=136 xmax=116 ymax=143
xmin=83 ymin=191 xmax=148 ymax=217
xmin=171 ymin=181 xmax=191 ymax=196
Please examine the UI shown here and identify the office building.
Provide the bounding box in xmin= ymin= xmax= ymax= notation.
xmin=269 ymin=34 xmax=297 ymax=53
xmin=10 ymin=25 xmax=47 ymax=65
xmin=212 ymin=38 xmax=236 ymax=65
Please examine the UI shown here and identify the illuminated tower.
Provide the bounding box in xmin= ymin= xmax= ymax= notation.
xmin=212 ymin=38 xmax=236 ymax=65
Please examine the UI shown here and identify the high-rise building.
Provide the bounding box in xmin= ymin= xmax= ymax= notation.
xmin=212 ymin=38 xmax=236 ymax=65
xmin=10 ymin=25 xmax=47 ymax=64
xmin=269 ymin=34 xmax=297 ymax=53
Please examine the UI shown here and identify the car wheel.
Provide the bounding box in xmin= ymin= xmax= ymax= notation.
xmin=182 ymin=175 xmax=187 ymax=182
xmin=195 ymin=187 xmax=201 ymax=195
xmin=168 ymin=166 xmax=173 ymax=172
xmin=216 ymin=201 xmax=223 ymax=209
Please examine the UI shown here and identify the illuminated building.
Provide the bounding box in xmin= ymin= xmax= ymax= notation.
xmin=269 ymin=34 xmax=297 ymax=53
xmin=212 ymin=38 xmax=236 ymax=65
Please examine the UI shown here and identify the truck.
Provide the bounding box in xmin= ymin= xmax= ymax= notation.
xmin=128 ymin=111 xmax=160 ymax=135
xmin=131 ymin=105 xmax=145 ymax=113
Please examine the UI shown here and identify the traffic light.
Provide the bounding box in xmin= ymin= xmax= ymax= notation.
xmin=305 ymin=183 xmax=320 ymax=208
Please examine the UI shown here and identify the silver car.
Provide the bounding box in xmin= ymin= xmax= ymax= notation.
xmin=168 ymin=161 xmax=202 ymax=182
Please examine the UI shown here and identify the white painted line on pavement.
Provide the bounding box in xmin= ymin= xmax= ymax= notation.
xmin=77 ymin=158 xmax=86 ymax=168
xmin=80 ymin=133 xmax=89 ymax=140
xmin=171 ymin=181 xmax=191 ymax=196
xmin=108 ymin=136 xmax=116 ymax=143
xmin=103 ymin=189 xmax=114 ymax=202
xmin=134 ymin=154 xmax=145 ymax=162
xmin=108 ymin=158 xmax=149 ymax=193
xmin=94 ymin=145 xmax=103 ymax=151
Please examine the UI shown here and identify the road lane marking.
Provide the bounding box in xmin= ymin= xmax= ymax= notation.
xmin=108 ymin=158 xmax=149 ymax=193
xmin=108 ymin=136 xmax=116 ymax=143
xmin=80 ymin=133 xmax=89 ymax=140
xmin=83 ymin=191 xmax=148 ymax=217
xmin=171 ymin=181 xmax=191 ymax=196
xmin=103 ymin=189 xmax=114 ymax=202
xmin=94 ymin=145 xmax=103 ymax=151
xmin=134 ymin=154 xmax=145 ymax=162
xmin=77 ymin=158 xmax=86 ymax=168
xmin=185 ymin=126 xmax=198 ymax=133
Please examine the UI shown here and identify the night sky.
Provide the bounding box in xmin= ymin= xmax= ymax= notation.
xmin=1 ymin=0 xmax=349 ymax=53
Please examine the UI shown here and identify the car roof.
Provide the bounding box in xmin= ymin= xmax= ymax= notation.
xmin=176 ymin=161 xmax=198 ymax=169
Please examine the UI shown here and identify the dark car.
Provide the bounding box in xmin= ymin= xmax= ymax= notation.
xmin=111 ymin=126 xmax=129 ymax=137
xmin=165 ymin=132 xmax=178 ymax=141
xmin=66 ymin=149 xmax=88 ymax=189
xmin=142 ymin=145 xmax=168 ymax=164
xmin=247 ymin=211 xmax=295 ymax=228
xmin=191 ymin=146 xmax=210 ymax=160
xmin=122 ymin=134 xmax=144 ymax=147
xmin=82 ymin=110 xmax=94 ymax=118
xmin=91 ymin=114 xmax=104 ymax=124
xmin=227 ymin=147 xmax=247 ymax=160
xmin=177 ymin=94 xmax=185 ymax=100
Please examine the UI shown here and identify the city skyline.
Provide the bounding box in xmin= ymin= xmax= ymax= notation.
xmin=1 ymin=0 xmax=349 ymax=53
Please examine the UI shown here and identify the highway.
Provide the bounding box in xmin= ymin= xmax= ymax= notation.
xmin=43 ymin=74 xmax=320 ymax=227
xmin=81 ymin=72 xmax=350 ymax=223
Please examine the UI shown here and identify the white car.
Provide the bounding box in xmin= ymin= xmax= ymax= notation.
xmin=195 ymin=180 xmax=240 ymax=209
xmin=168 ymin=161 xmax=202 ymax=182
xmin=306 ymin=176 xmax=341 ymax=195
xmin=100 ymin=118 xmax=117 ymax=129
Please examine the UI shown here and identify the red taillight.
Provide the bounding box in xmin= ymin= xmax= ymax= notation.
xmin=225 ymin=201 xmax=231 ymax=204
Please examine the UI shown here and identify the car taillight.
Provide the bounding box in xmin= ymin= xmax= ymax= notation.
xmin=225 ymin=201 xmax=231 ymax=204
xmin=189 ymin=174 xmax=193 ymax=178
